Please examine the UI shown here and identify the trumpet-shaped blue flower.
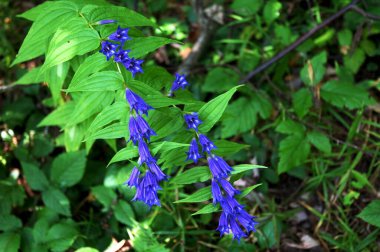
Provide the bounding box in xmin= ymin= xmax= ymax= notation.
xmin=170 ymin=73 xmax=189 ymax=92
xmin=207 ymin=155 xmax=233 ymax=180
xmin=135 ymin=115 xmax=156 ymax=141
xmin=123 ymin=58 xmax=144 ymax=77
xmin=125 ymin=167 xmax=140 ymax=187
xmin=114 ymin=49 xmax=131 ymax=63
xmin=229 ymin=216 xmax=247 ymax=240
xmin=219 ymin=179 xmax=240 ymax=197
xmin=109 ymin=26 xmax=131 ymax=45
xmin=217 ymin=212 xmax=229 ymax=235
xmin=236 ymin=210 xmax=258 ymax=233
xmin=98 ymin=19 xmax=117 ymax=25
xmin=138 ymin=140 xmax=155 ymax=165
xmin=211 ymin=180 xmax=223 ymax=205
xmin=186 ymin=138 xmax=202 ymax=163
xmin=147 ymin=161 xmax=167 ymax=182
xmin=125 ymin=88 xmax=153 ymax=115
xmin=222 ymin=195 xmax=244 ymax=214
xmin=184 ymin=113 xmax=202 ymax=131
xmin=199 ymin=134 xmax=216 ymax=153
xmin=99 ymin=41 xmax=119 ymax=61
xmin=133 ymin=171 xmax=161 ymax=207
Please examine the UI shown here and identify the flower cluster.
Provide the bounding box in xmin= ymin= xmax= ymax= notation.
xmin=99 ymin=24 xmax=167 ymax=207
xmin=184 ymin=113 xmax=258 ymax=240
xmin=99 ymin=26 xmax=143 ymax=77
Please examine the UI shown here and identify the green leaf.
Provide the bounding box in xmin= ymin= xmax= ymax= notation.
xmin=41 ymin=17 xmax=100 ymax=72
xmin=202 ymin=67 xmax=239 ymax=93
xmin=17 ymin=1 xmax=53 ymax=21
xmin=75 ymin=247 xmax=99 ymax=252
xmin=70 ymin=53 xmax=112 ymax=87
xmin=338 ymin=29 xmax=352 ymax=46
xmin=198 ymin=86 xmax=241 ymax=132
xmin=67 ymin=71 xmax=123 ymax=92
xmin=51 ymin=151 xmax=86 ymax=187
xmin=221 ymin=98 xmax=258 ymax=138
xmin=137 ymin=65 xmax=173 ymax=90
xmin=307 ymin=131 xmax=332 ymax=154
xmin=238 ymin=184 xmax=262 ymax=198
xmin=46 ymin=223 xmax=78 ymax=252
xmin=344 ymin=48 xmax=365 ymax=74
xmin=91 ymin=186 xmax=117 ymax=208
xmin=192 ymin=204 xmax=219 ymax=215
xmin=357 ymin=200 xmax=380 ymax=228
xmin=38 ymin=102 xmax=76 ymax=127
xmin=12 ymin=1 xmax=78 ymax=65
xmin=83 ymin=5 xmax=156 ymax=27
xmin=75 ymin=248 xmax=99 ymax=252
xmin=175 ymin=187 xmax=212 ymax=203
xmin=69 ymin=91 xmax=114 ymax=125
xmin=42 ymin=188 xmax=71 ymax=216
xmin=124 ymin=37 xmax=179 ymax=58
xmin=171 ymin=167 xmax=210 ymax=184
xmin=0 ymin=232 xmax=20 ymax=252
xmin=231 ymin=0 xmax=262 ymax=16
xmin=275 ymin=120 xmax=305 ymax=135
xmin=263 ymin=0 xmax=282 ymax=24
xmin=151 ymin=141 xmax=190 ymax=155
xmin=108 ymin=146 xmax=139 ymax=165
xmin=252 ymin=91 xmax=272 ymax=119
xmin=21 ymin=162 xmax=50 ymax=191
xmin=278 ymin=134 xmax=311 ymax=174
xmin=114 ymin=201 xmax=135 ymax=226
xmin=0 ymin=215 xmax=22 ymax=231
xmin=292 ymin=88 xmax=313 ymax=118
xmin=300 ymin=51 xmax=327 ymax=86
xmin=14 ymin=67 xmax=44 ymax=85
xmin=321 ymin=80 xmax=372 ymax=110
xmin=86 ymin=123 xmax=129 ymax=141
xmin=45 ymin=62 xmax=70 ymax=105
xmin=86 ymin=102 xmax=128 ymax=134
xmin=213 ymin=140 xmax=248 ymax=156
xmin=231 ymin=164 xmax=267 ymax=174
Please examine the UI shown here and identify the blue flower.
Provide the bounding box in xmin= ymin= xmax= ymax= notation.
xmin=199 ymin=134 xmax=216 ymax=153
xmin=133 ymin=171 xmax=161 ymax=207
xmin=186 ymin=138 xmax=202 ymax=163
xmin=219 ymin=179 xmax=240 ymax=197
xmin=109 ymin=26 xmax=131 ymax=45
xmin=236 ymin=210 xmax=258 ymax=233
xmin=207 ymin=155 xmax=233 ymax=180
xmin=211 ymin=180 xmax=223 ymax=205
xmin=147 ymin=161 xmax=167 ymax=182
xmin=229 ymin=216 xmax=247 ymax=240
xmin=125 ymin=88 xmax=153 ymax=115
xmin=98 ymin=19 xmax=117 ymax=25
xmin=135 ymin=115 xmax=156 ymax=142
xmin=99 ymin=41 xmax=119 ymax=61
xmin=222 ymin=195 xmax=244 ymax=214
xmin=170 ymin=73 xmax=189 ymax=93
xmin=125 ymin=167 xmax=140 ymax=187
xmin=184 ymin=113 xmax=202 ymax=131
xmin=114 ymin=49 xmax=131 ymax=63
xmin=123 ymin=58 xmax=144 ymax=77
xmin=137 ymin=140 xmax=155 ymax=165
xmin=216 ymin=212 xmax=229 ymax=235
xmin=128 ymin=116 xmax=140 ymax=144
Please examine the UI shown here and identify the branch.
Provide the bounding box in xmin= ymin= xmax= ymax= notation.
xmin=240 ymin=0 xmax=380 ymax=83
xmin=178 ymin=1 xmax=222 ymax=74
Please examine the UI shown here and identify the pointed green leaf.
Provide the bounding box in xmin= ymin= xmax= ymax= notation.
xmin=108 ymin=146 xmax=139 ymax=165
xmin=175 ymin=186 xmax=212 ymax=203
xmin=292 ymin=88 xmax=313 ymax=118
xmin=125 ymin=37 xmax=179 ymax=58
xmin=192 ymin=204 xmax=219 ymax=215
xmin=42 ymin=188 xmax=71 ymax=216
xmin=21 ymin=162 xmax=50 ymax=191
xmin=171 ymin=167 xmax=210 ymax=184
xmin=278 ymin=134 xmax=311 ymax=174
xmin=357 ymin=200 xmax=380 ymax=228
xmin=307 ymin=131 xmax=332 ymax=154
xmin=199 ymin=85 xmax=242 ymax=132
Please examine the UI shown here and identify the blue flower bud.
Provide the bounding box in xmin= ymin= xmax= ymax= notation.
xmin=186 ymin=138 xmax=202 ymax=163
xmin=125 ymin=88 xmax=153 ymax=115
xmin=199 ymin=134 xmax=216 ymax=153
